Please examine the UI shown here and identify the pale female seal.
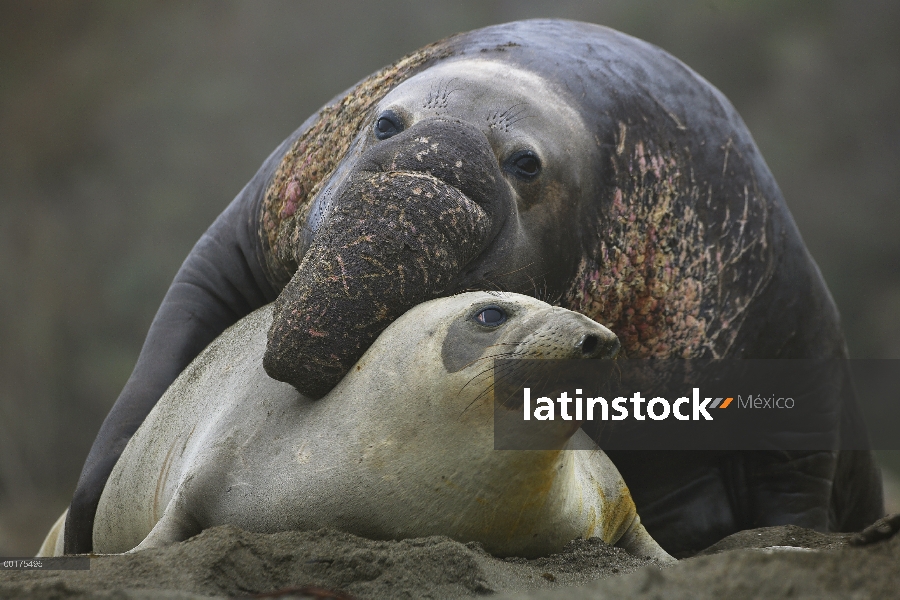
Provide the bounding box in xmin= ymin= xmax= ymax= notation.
xmin=68 ymin=19 xmax=883 ymax=556
xmin=43 ymin=292 xmax=672 ymax=562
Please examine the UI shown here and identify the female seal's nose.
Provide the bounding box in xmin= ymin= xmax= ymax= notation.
xmin=579 ymin=334 xmax=599 ymax=355
xmin=576 ymin=332 xmax=620 ymax=359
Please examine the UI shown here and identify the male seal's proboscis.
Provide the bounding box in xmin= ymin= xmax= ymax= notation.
xmin=67 ymin=19 xmax=883 ymax=557
xmin=40 ymin=293 xmax=673 ymax=562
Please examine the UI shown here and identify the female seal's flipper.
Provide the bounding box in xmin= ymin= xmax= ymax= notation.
xmin=615 ymin=516 xmax=675 ymax=563
xmin=127 ymin=493 xmax=203 ymax=554
xmin=36 ymin=509 xmax=68 ymax=557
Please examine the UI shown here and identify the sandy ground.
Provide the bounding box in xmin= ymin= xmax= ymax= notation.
xmin=1 ymin=523 xmax=897 ymax=599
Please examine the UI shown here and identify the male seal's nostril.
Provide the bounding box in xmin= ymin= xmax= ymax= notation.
xmin=578 ymin=334 xmax=599 ymax=356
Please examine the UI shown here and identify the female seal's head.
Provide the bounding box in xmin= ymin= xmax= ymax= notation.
xmin=330 ymin=291 xmax=619 ymax=467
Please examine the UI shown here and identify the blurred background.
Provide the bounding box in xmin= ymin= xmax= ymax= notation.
xmin=1 ymin=0 xmax=898 ymax=555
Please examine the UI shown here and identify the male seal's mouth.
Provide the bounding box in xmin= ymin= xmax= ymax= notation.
xmin=264 ymin=170 xmax=492 ymax=399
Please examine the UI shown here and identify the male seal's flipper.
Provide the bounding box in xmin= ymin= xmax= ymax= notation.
xmin=850 ymin=513 xmax=900 ymax=546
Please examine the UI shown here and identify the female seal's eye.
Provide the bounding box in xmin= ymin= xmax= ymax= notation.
xmin=474 ymin=306 xmax=507 ymax=327
xmin=505 ymin=149 xmax=541 ymax=180
xmin=374 ymin=110 xmax=403 ymax=140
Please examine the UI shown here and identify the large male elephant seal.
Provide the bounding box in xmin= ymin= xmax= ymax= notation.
xmin=45 ymin=293 xmax=673 ymax=562
xmin=67 ymin=19 xmax=883 ymax=556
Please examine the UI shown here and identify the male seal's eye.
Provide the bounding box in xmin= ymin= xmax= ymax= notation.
xmin=505 ymin=150 xmax=541 ymax=180
xmin=374 ymin=111 xmax=403 ymax=140
xmin=474 ymin=306 xmax=507 ymax=327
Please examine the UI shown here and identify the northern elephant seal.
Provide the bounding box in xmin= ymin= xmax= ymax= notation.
xmin=68 ymin=19 xmax=883 ymax=555
xmin=43 ymin=292 xmax=672 ymax=562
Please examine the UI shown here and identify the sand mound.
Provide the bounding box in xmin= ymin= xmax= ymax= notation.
xmin=1 ymin=525 xmax=897 ymax=599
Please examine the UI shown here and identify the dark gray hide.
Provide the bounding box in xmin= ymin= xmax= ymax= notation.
xmin=67 ymin=20 xmax=883 ymax=557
